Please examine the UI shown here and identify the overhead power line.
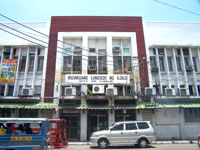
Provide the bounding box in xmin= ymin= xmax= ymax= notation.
xmin=0 ymin=13 xmax=140 ymax=67
xmin=153 ymin=0 xmax=200 ymax=16
xmin=0 ymin=13 xmax=113 ymax=58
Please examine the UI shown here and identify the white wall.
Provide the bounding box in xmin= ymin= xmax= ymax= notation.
xmin=154 ymin=108 xmax=200 ymax=140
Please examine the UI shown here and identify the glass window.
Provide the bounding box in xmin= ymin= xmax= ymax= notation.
xmin=37 ymin=56 xmax=44 ymax=71
xmin=111 ymin=123 xmax=124 ymax=131
xmin=150 ymin=56 xmax=157 ymax=68
xmin=184 ymin=57 xmax=189 ymax=67
xmin=20 ymin=56 xmax=26 ymax=71
xmin=192 ymin=57 xmax=198 ymax=72
xmin=167 ymin=57 xmax=173 ymax=72
xmin=184 ymin=108 xmax=200 ymax=122
xmin=126 ymin=123 xmax=137 ymax=130
xmin=98 ymin=56 xmax=107 ymax=72
xmin=125 ymin=86 xmax=132 ymax=96
xmin=0 ymin=85 xmax=5 ymax=96
xmin=158 ymin=48 xmax=164 ymax=55
xmin=137 ymin=122 xmax=149 ymax=129
xmin=7 ymin=85 xmax=14 ymax=96
xmin=35 ymin=86 xmax=41 ymax=96
xmin=65 ymin=48 xmax=71 ymax=53
xmin=18 ymin=86 xmax=23 ymax=95
xmin=159 ymin=56 xmax=165 ymax=71
xmin=113 ymin=56 xmax=122 ymax=72
xmin=116 ymin=86 xmax=123 ymax=96
xmin=123 ymin=48 xmax=129 ymax=53
xmin=176 ymin=57 xmax=182 ymax=72
xmin=183 ymin=48 xmax=189 ymax=55
xmin=197 ymin=85 xmax=200 ymax=95
xmin=88 ymin=56 xmax=97 ymax=71
xmin=63 ymin=56 xmax=72 ymax=71
xmin=189 ymin=85 xmax=194 ymax=96
xmin=124 ymin=56 xmax=132 ymax=71
xmin=49 ymin=121 xmax=58 ymax=129
xmin=29 ymin=56 xmax=35 ymax=72
xmin=73 ymin=56 xmax=81 ymax=71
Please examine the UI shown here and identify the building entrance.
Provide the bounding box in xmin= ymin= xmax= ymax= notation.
xmin=87 ymin=110 xmax=108 ymax=140
xmin=63 ymin=115 xmax=80 ymax=141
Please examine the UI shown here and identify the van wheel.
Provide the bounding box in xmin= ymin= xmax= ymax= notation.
xmin=138 ymin=138 xmax=148 ymax=148
xmin=98 ymin=138 xmax=109 ymax=149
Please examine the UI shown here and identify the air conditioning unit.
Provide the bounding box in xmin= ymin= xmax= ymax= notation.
xmin=186 ymin=66 xmax=193 ymax=72
xmin=179 ymin=88 xmax=189 ymax=96
xmin=89 ymin=65 xmax=96 ymax=71
xmin=113 ymin=47 xmax=121 ymax=53
xmin=145 ymin=87 xmax=156 ymax=96
xmin=73 ymin=46 xmax=81 ymax=53
xmin=98 ymin=49 xmax=106 ymax=55
xmin=22 ymin=88 xmax=33 ymax=96
xmin=93 ymin=85 xmax=104 ymax=94
xmin=151 ymin=66 xmax=159 ymax=72
xmin=106 ymin=87 xmax=117 ymax=96
xmin=65 ymin=87 xmax=76 ymax=96
xmin=165 ymin=88 xmax=176 ymax=96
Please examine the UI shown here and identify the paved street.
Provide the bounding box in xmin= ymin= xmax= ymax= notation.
xmin=67 ymin=144 xmax=198 ymax=150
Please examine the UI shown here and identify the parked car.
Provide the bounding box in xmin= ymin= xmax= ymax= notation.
xmin=90 ymin=121 xmax=156 ymax=148
xmin=198 ymin=134 xmax=200 ymax=149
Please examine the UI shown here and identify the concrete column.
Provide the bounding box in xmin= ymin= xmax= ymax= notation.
xmin=82 ymin=35 xmax=88 ymax=74
xmin=52 ymin=108 xmax=59 ymax=119
xmin=107 ymin=35 xmax=113 ymax=74
xmin=136 ymin=110 xmax=143 ymax=121
xmin=108 ymin=110 xmax=115 ymax=126
xmin=80 ymin=110 xmax=87 ymax=141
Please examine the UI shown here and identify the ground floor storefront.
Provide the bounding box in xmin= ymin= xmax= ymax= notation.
xmin=61 ymin=100 xmax=200 ymax=141
xmin=61 ymin=108 xmax=139 ymax=141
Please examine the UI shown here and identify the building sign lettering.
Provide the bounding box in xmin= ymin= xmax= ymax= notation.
xmin=65 ymin=74 xmax=130 ymax=84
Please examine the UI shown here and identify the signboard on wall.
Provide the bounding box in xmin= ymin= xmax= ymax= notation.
xmin=0 ymin=59 xmax=18 ymax=82
xmin=65 ymin=74 xmax=130 ymax=85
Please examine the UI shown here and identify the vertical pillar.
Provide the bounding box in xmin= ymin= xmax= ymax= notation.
xmin=108 ymin=109 xmax=115 ymax=126
xmin=107 ymin=35 xmax=113 ymax=74
xmin=136 ymin=110 xmax=143 ymax=121
xmin=80 ymin=110 xmax=87 ymax=141
xmin=52 ymin=108 xmax=59 ymax=119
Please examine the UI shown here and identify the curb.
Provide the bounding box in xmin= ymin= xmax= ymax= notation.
xmin=152 ymin=140 xmax=197 ymax=144
xmin=68 ymin=141 xmax=197 ymax=145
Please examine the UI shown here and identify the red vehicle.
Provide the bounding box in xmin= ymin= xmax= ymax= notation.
xmin=198 ymin=134 xmax=200 ymax=150
xmin=48 ymin=119 xmax=68 ymax=149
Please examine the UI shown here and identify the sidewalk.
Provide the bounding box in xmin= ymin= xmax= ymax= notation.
xmin=68 ymin=140 xmax=197 ymax=145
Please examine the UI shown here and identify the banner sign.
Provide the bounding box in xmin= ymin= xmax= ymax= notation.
xmin=0 ymin=59 xmax=18 ymax=82
xmin=65 ymin=74 xmax=130 ymax=84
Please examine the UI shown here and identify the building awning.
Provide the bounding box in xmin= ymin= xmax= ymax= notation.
xmin=61 ymin=102 xmax=200 ymax=110
xmin=62 ymin=102 xmax=159 ymax=110
xmin=0 ymin=102 xmax=60 ymax=110
xmin=157 ymin=103 xmax=200 ymax=109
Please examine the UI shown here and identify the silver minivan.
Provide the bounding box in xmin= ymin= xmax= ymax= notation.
xmin=90 ymin=121 xmax=156 ymax=148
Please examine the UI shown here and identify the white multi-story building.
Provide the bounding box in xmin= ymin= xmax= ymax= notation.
xmin=144 ymin=21 xmax=200 ymax=140
xmin=47 ymin=16 xmax=148 ymax=141
xmin=0 ymin=22 xmax=58 ymax=119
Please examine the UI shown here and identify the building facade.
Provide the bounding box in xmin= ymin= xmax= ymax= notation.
xmin=45 ymin=16 xmax=149 ymax=141
xmin=0 ymin=22 xmax=58 ymax=119
xmin=0 ymin=17 xmax=200 ymax=141
xmin=144 ymin=21 xmax=200 ymax=140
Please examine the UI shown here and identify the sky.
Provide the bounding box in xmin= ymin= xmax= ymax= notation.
xmin=0 ymin=0 xmax=200 ymax=22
